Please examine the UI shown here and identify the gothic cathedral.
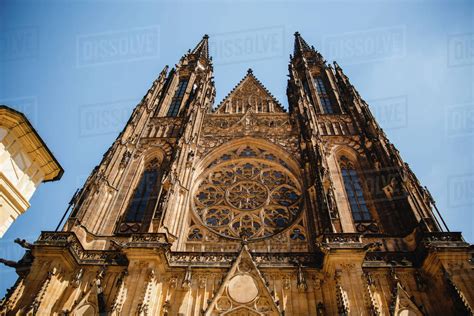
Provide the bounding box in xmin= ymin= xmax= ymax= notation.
xmin=1 ymin=33 xmax=473 ymax=316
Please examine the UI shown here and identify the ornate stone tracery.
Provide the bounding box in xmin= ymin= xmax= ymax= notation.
xmin=192 ymin=145 xmax=302 ymax=241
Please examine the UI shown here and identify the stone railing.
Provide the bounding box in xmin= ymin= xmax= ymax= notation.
xmin=315 ymin=114 xmax=356 ymax=136
xmin=363 ymin=251 xmax=415 ymax=268
xmin=321 ymin=233 xmax=363 ymax=244
xmin=147 ymin=117 xmax=184 ymax=138
xmin=166 ymin=251 xmax=322 ymax=268
xmin=418 ymin=231 xmax=468 ymax=251
xmin=36 ymin=232 xmax=128 ymax=266
xmin=125 ymin=233 xmax=171 ymax=249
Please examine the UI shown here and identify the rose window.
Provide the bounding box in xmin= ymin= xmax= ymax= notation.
xmin=226 ymin=181 xmax=267 ymax=210
xmin=193 ymin=153 xmax=302 ymax=241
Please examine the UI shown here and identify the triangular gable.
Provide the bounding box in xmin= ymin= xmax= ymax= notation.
xmin=205 ymin=245 xmax=281 ymax=316
xmin=393 ymin=283 xmax=423 ymax=316
xmin=214 ymin=69 xmax=285 ymax=114
xmin=69 ymin=285 xmax=100 ymax=316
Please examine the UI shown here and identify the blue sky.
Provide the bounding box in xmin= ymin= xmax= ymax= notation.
xmin=0 ymin=0 xmax=472 ymax=296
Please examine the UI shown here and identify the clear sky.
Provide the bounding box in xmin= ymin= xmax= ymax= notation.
xmin=0 ymin=0 xmax=472 ymax=297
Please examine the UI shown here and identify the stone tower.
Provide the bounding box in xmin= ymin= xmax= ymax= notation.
xmin=1 ymin=33 xmax=472 ymax=315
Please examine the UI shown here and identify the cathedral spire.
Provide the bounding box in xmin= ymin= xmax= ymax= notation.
xmin=190 ymin=34 xmax=210 ymax=60
xmin=293 ymin=31 xmax=313 ymax=56
xmin=292 ymin=31 xmax=324 ymax=65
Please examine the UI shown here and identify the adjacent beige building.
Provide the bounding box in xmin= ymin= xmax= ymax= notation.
xmin=0 ymin=105 xmax=63 ymax=237
xmin=0 ymin=34 xmax=472 ymax=315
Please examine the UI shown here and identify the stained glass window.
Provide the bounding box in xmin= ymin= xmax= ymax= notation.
xmin=193 ymin=155 xmax=302 ymax=240
xmin=341 ymin=165 xmax=371 ymax=222
xmin=188 ymin=228 xmax=203 ymax=240
xmin=314 ymin=76 xmax=335 ymax=114
xmin=167 ymin=79 xmax=188 ymax=117
xmin=124 ymin=164 xmax=160 ymax=223
xmin=290 ymin=228 xmax=306 ymax=240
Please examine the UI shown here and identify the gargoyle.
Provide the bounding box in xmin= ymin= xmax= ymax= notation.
xmin=0 ymin=258 xmax=18 ymax=268
xmin=14 ymin=238 xmax=33 ymax=249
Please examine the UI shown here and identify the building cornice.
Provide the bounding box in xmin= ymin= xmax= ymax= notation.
xmin=0 ymin=105 xmax=63 ymax=182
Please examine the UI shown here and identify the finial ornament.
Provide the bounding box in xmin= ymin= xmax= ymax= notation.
xmin=247 ymin=68 xmax=253 ymax=74
xmin=189 ymin=34 xmax=210 ymax=60
xmin=292 ymin=31 xmax=316 ymax=57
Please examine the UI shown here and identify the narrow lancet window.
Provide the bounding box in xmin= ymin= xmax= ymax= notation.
xmin=167 ymin=79 xmax=189 ymax=117
xmin=124 ymin=160 xmax=160 ymax=223
xmin=314 ymin=76 xmax=334 ymax=114
xmin=340 ymin=159 xmax=371 ymax=222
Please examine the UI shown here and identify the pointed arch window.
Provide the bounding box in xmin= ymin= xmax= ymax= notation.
xmin=340 ymin=158 xmax=372 ymax=222
xmin=124 ymin=159 xmax=161 ymax=223
xmin=314 ymin=76 xmax=335 ymax=114
xmin=167 ymin=79 xmax=189 ymax=117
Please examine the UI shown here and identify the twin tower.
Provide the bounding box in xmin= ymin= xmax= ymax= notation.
xmin=1 ymin=33 xmax=472 ymax=315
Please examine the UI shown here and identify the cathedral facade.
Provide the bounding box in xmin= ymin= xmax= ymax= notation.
xmin=1 ymin=33 xmax=473 ymax=315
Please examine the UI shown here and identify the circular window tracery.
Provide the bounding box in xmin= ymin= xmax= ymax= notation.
xmin=193 ymin=148 xmax=302 ymax=241
xmin=226 ymin=181 xmax=268 ymax=211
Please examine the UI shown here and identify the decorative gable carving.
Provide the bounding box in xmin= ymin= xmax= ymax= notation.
xmin=214 ymin=69 xmax=285 ymax=114
xmin=203 ymin=110 xmax=293 ymax=138
xmin=205 ymin=246 xmax=281 ymax=316
xmin=392 ymin=283 xmax=423 ymax=316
